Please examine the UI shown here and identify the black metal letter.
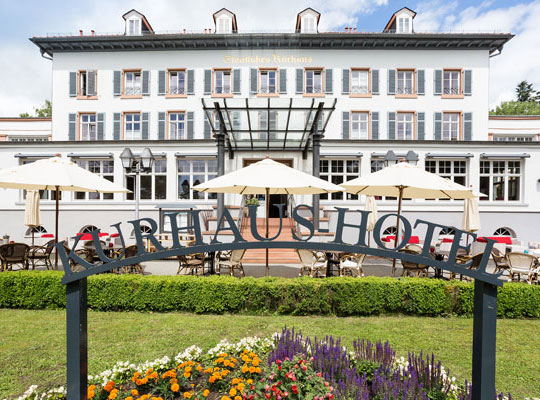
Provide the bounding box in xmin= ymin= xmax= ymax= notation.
xmin=332 ymin=208 xmax=370 ymax=247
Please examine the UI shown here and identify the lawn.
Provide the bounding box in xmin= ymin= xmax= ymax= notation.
xmin=0 ymin=310 xmax=539 ymax=399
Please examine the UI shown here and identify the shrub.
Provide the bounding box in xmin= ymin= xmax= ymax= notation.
xmin=0 ymin=271 xmax=539 ymax=318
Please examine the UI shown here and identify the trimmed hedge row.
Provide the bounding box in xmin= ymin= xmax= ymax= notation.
xmin=0 ymin=271 xmax=539 ymax=317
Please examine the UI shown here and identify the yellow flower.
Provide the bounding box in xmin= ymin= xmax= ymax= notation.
xmin=108 ymin=389 xmax=119 ymax=400
xmin=235 ymin=397 xmax=242 ymax=400
xmin=255 ymin=367 xmax=261 ymax=374
xmin=221 ymin=397 xmax=231 ymax=400
xmin=185 ymin=366 xmax=192 ymax=373
xmin=248 ymin=366 xmax=256 ymax=374
xmin=229 ymin=388 xmax=237 ymax=396
xmin=203 ymin=389 xmax=210 ymax=397
xmin=224 ymin=360 xmax=230 ymax=367
xmin=87 ymin=390 xmax=95 ymax=399
xmin=252 ymin=359 xmax=260 ymax=367
xmin=125 ymin=397 xmax=133 ymax=400
xmin=171 ymin=383 xmax=180 ymax=392
xmin=131 ymin=389 xmax=139 ymax=396
xmin=246 ymin=379 xmax=253 ymax=384
xmin=183 ymin=391 xmax=192 ymax=399
xmin=241 ymin=365 xmax=249 ymax=374
xmin=231 ymin=378 xmax=240 ymax=385
xmin=184 ymin=371 xmax=191 ymax=378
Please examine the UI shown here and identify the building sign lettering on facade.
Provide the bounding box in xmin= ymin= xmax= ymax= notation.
xmin=223 ymin=54 xmax=313 ymax=64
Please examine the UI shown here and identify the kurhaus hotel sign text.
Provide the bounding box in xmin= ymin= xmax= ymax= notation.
xmin=223 ymin=54 xmax=313 ymax=64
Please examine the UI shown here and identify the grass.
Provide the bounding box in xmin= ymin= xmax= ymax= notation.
xmin=0 ymin=310 xmax=539 ymax=399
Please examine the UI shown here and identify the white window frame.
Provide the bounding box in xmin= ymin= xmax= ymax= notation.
xmin=124 ymin=113 xmax=141 ymax=140
xmin=351 ymin=112 xmax=369 ymax=139
xmin=397 ymin=112 xmax=414 ymax=140
xmin=126 ymin=159 xmax=167 ymax=201
xmin=425 ymin=159 xmax=468 ymax=200
xmin=124 ymin=71 xmax=141 ymax=95
xmin=80 ymin=113 xmax=97 ymax=141
xmin=492 ymin=135 xmax=535 ymax=142
xmin=319 ymin=159 xmax=360 ymax=201
xmin=397 ymin=70 xmax=414 ymax=95
xmin=479 ymin=160 xmax=523 ymax=202
xmin=443 ymin=70 xmax=461 ymax=95
xmin=301 ymin=15 xmax=317 ymax=33
xmin=397 ymin=17 xmax=411 ymax=33
xmin=74 ymin=159 xmax=115 ymax=200
xmin=305 ymin=69 xmax=323 ymax=94
xmin=177 ymin=159 xmax=218 ymax=201
xmin=168 ymin=112 xmax=186 ymax=140
xmin=259 ymin=69 xmax=277 ymax=94
xmin=258 ymin=111 xmax=278 ymax=140
xmin=216 ymin=15 xmax=232 ymax=34
xmin=79 ymin=71 xmax=88 ymax=96
xmin=127 ymin=18 xmax=141 ymax=35
xmin=442 ymin=113 xmax=460 ymax=141
xmin=214 ymin=70 xmax=232 ymax=94
xmin=168 ymin=70 xmax=186 ymax=95
xmin=351 ymin=70 xmax=369 ymax=95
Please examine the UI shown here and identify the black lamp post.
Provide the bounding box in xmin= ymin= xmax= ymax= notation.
xmin=120 ymin=147 xmax=155 ymax=220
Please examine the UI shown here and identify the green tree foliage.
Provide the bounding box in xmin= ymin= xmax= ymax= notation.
xmin=515 ymin=80 xmax=535 ymax=102
xmin=18 ymin=112 xmax=31 ymax=118
xmin=490 ymin=101 xmax=540 ymax=115
xmin=18 ymin=100 xmax=52 ymax=118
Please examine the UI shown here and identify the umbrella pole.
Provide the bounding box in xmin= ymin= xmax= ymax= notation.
xmin=54 ymin=186 xmax=59 ymax=269
xmin=392 ymin=186 xmax=404 ymax=277
xmin=265 ymin=188 xmax=269 ymax=276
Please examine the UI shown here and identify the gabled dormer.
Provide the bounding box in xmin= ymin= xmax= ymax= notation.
xmin=296 ymin=8 xmax=320 ymax=33
xmin=383 ymin=7 xmax=416 ymax=33
xmin=213 ymin=8 xmax=238 ymax=34
xmin=122 ymin=9 xmax=154 ymax=36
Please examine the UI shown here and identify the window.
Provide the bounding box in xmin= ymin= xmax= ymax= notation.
xmin=8 ymin=136 xmax=49 ymax=142
xmin=259 ymin=70 xmax=277 ymax=94
xmin=216 ymin=16 xmax=232 ymax=33
xmin=479 ymin=160 xmax=522 ymax=202
xmin=74 ymin=159 xmax=114 ymax=200
xmin=493 ymin=227 xmax=515 ymax=237
xmin=396 ymin=113 xmax=414 ymax=140
xmin=383 ymin=226 xmax=397 ymax=236
xmin=396 ymin=70 xmax=414 ymax=95
xmin=124 ymin=71 xmax=141 ymax=95
xmin=301 ymin=15 xmax=316 ymax=33
xmin=25 ymin=225 xmax=47 ymax=238
xmin=443 ymin=70 xmax=461 ymax=95
xmin=442 ymin=113 xmax=460 ymax=141
xmin=351 ymin=112 xmax=369 ymax=139
xmin=214 ymin=70 xmax=232 ymax=95
xmin=397 ymin=17 xmax=410 ymax=33
xmin=126 ymin=159 xmax=167 ymax=201
xmin=80 ymin=225 xmax=99 ymax=234
xmin=79 ymin=113 xmax=97 ymax=141
xmin=168 ymin=112 xmax=185 ymax=140
xmin=169 ymin=70 xmax=186 ymax=95
xmin=258 ymin=111 xmax=278 ymax=140
xmin=351 ymin=70 xmax=369 ymax=95
xmin=177 ymin=159 xmax=217 ymax=200
xmin=124 ymin=113 xmax=141 ymax=140
xmin=425 ymin=160 xmax=467 ymax=201
xmin=79 ymin=71 xmax=87 ymax=96
xmin=320 ymin=159 xmax=360 ymax=200
xmin=370 ymin=159 xmax=396 ymax=200
xmin=305 ymin=69 xmax=323 ymax=94
xmin=127 ymin=18 xmax=141 ymax=35
xmin=492 ymin=136 xmax=535 ymax=142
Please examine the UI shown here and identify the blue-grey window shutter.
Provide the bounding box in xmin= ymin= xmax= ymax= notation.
xmin=434 ymin=70 xmax=442 ymax=95
xmin=113 ymin=113 xmax=121 ymax=140
xmin=388 ymin=112 xmax=396 ymax=140
xmin=142 ymin=112 xmax=149 ymax=139
xmin=371 ymin=112 xmax=379 ymax=140
xmin=387 ymin=70 xmax=396 ymax=95
xmin=204 ymin=114 xmax=211 ymax=139
xmin=417 ymin=70 xmax=425 ymax=95
xmin=97 ymin=113 xmax=105 ymax=140
xmin=434 ymin=112 xmax=442 ymax=140
xmin=464 ymin=70 xmax=472 ymax=96
xmin=325 ymin=69 xmax=333 ymax=94
xmin=279 ymin=69 xmax=287 ymax=94
xmin=296 ymin=69 xmax=303 ymax=94
xmin=341 ymin=69 xmax=350 ymax=94
xmin=69 ymin=72 xmax=77 ymax=97
xmin=417 ymin=112 xmax=425 ymax=140
xmin=250 ymin=68 xmax=257 ymax=94
xmin=158 ymin=70 xmax=166 ymax=95
xmin=187 ymin=112 xmax=194 ymax=139
xmin=113 ymin=71 xmax=121 ymax=96
xmin=464 ymin=112 xmax=472 ymax=141
xmin=142 ymin=71 xmax=150 ymax=95
xmin=87 ymin=71 xmax=97 ymax=96
xmin=68 ymin=113 xmax=76 ymax=140
xmin=371 ymin=70 xmax=379 ymax=95
xmin=233 ymin=69 xmax=241 ymax=94
xmin=158 ymin=112 xmax=166 ymax=140
xmin=187 ymin=70 xmax=195 ymax=95
xmin=204 ymin=69 xmax=212 ymax=95
xmin=342 ymin=111 xmax=350 ymax=140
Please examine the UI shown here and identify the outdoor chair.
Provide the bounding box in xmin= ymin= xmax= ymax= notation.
xmin=339 ymin=253 xmax=366 ymax=277
xmin=398 ymin=248 xmax=429 ymax=278
xmin=455 ymin=252 xmax=485 ymax=281
xmin=297 ymin=249 xmax=327 ymax=278
xmin=405 ymin=243 xmax=423 ymax=253
xmin=177 ymin=253 xmax=205 ymax=276
xmin=120 ymin=245 xmax=144 ymax=274
xmin=491 ymin=247 xmax=510 ymax=275
xmin=61 ymin=244 xmax=93 ymax=272
xmin=506 ymin=252 xmax=537 ymax=283
xmin=28 ymin=239 xmax=55 ymax=270
xmin=0 ymin=243 xmax=30 ymax=271
xmin=216 ymin=249 xmax=246 ymax=277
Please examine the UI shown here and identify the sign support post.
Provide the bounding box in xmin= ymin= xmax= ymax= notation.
xmin=66 ymin=278 xmax=88 ymax=400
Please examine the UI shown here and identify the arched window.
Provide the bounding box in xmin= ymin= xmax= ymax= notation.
xmin=383 ymin=226 xmax=397 ymax=236
xmin=130 ymin=225 xmax=152 ymax=238
xmin=493 ymin=227 xmax=515 ymax=237
xmin=439 ymin=227 xmax=455 ymax=235
xmin=80 ymin=225 xmax=99 ymax=234
xmin=24 ymin=225 xmax=47 ymax=237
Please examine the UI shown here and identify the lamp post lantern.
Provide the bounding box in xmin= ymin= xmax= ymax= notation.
xmin=120 ymin=147 xmax=155 ymax=220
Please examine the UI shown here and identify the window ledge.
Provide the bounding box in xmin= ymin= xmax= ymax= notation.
xmin=478 ymin=202 xmax=529 ymax=207
xmin=395 ymin=94 xmax=417 ymax=99
xmin=165 ymin=94 xmax=188 ymax=99
xmin=257 ymin=93 xmax=280 ymax=97
xmin=441 ymin=94 xmax=464 ymax=99
xmin=120 ymin=95 xmax=143 ymax=99
xmin=211 ymin=93 xmax=234 ymax=98
xmin=303 ymin=93 xmax=326 ymax=97
xmin=350 ymin=94 xmax=372 ymax=98
xmin=76 ymin=96 xmax=98 ymax=100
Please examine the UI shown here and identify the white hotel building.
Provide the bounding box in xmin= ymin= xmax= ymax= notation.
xmin=2 ymin=6 xmax=539 ymax=244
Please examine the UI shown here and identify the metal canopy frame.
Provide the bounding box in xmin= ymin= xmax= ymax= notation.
xmin=202 ymin=98 xmax=336 ymax=157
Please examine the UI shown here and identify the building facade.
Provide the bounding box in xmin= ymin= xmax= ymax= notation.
xmin=3 ymin=7 xmax=539 ymax=244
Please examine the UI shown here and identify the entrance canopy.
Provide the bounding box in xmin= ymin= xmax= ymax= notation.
xmin=202 ymin=98 xmax=336 ymax=156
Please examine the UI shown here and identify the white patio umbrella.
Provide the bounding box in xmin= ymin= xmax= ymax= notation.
xmin=342 ymin=161 xmax=475 ymax=275
xmin=0 ymin=157 xmax=129 ymax=267
xmin=364 ymin=195 xmax=377 ymax=246
xmin=24 ymin=190 xmax=41 ymax=246
xmin=193 ymin=157 xmax=343 ymax=274
xmin=462 ymin=196 xmax=481 ymax=233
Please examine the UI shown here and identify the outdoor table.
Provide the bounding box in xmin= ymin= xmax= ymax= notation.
xmin=323 ymin=250 xmax=344 ymax=277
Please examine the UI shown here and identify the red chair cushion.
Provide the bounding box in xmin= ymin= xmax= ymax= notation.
xmin=442 ymin=238 xmax=454 ymax=243
xmin=382 ymin=235 xmax=419 ymax=244
xmin=110 ymin=233 xmax=120 ymax=238
xmin=477 ymin=236 xmax=512 ymax=244
xmin=41 ymin=234 xmax=54 ymax=238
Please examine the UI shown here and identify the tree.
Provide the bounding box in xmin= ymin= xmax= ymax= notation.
xmin=19 ymin=112 xmax=31 ymax=118
xmin=490 ymin=101 xmax=540 ymax=115
xmin=18 ymin=100 xmax=52 ymax=118
xmin=515 ymin=80 xmax=535 ymax=102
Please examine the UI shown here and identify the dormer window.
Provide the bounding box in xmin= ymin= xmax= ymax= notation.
xmin=216 ymin=16 xmax=232 ymax=33
xmin=397 ymin=16 xmax=411 ymax=33
xmin=122 ymin=9 xmax=154 ymax=36
xmin=301 ymin=15 xmax=316 ymax=33
xmin=296 ymin=8 xmax=320 ymax=34
xmin=127 ymin=18 xmax=141 ymax=35
xmin=213 ymin=8 xmax=238 ymax=34
xmin=383 ymin=7 xmax=416 ymax=33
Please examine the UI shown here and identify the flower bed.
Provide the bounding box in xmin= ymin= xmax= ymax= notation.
xmin=12 ymin=328 xmax=512 ymax=400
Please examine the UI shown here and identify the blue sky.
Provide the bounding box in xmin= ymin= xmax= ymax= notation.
xmin=0 ymin=0 xmax=539 ymax=115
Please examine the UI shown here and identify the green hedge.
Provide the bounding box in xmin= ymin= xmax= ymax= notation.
xmin=0 ymin=271 xmax=539 ymax=318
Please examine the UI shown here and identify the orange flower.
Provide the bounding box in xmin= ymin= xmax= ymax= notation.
xmin=229 ymin=388 xmax=237 ymax=396
xmin=234 ymin=397 xmax=242 ymax=400
xmin=183 ymin=391 xmax=193 ymax=398
xmin=125 ymin=397 xmax=133 ymax=400
xmin=104 ymin=381 xmax=115 ymax=392
xmin=184 ymin=371 xmax=191 ymax=378
xmin=252 ymin=359 xmax=260 ymax=367
xmin=203 ymin=389 xmax=210 ymax=397
xmin=248 ymin=366 xmax=256 ymax=374
xmin=196 ymin=365 xmax=203 ymax=372
xmin=108 ymin=389 xmax=119 ymax=400
xmin=221 ymin=397 xmax=231 ymax=400
xmin=140 ymin=395 xmax=150 ymax=400
xmin=87 ymin=390 xmax=95 ymax=399
xmin=208 ymin=376 xmax=216 ymax=384
xmin=255 ymin=367 xmax=261 ymax=374
xmin=241 ymin=365 xmax=249 ymax=374
xmin=131 ymin=389 xmax=139 ymax=396
xmin=171 ymin=383 xmax=180 ymax=392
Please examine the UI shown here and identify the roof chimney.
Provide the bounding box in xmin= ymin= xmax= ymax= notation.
xmin=91 ymin=30 xmax=95 ymax=36
xmin=79 ymin=30 xmax=83 ymax=36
